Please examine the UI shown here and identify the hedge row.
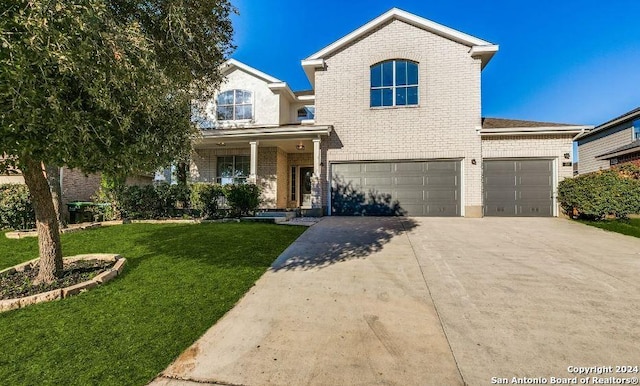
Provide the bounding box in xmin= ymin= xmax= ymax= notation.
xmin=558 ymin=164 xmax=640 ymax=219
xmin=97 ymin=182 xmax=262 ymax=220
xmin=0 ymin=184 xmax=36 ymax=230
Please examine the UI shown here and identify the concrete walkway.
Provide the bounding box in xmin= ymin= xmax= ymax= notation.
xmin=151 ymin=217 xmax=640 ymax=386
xmin=151 ymin=217 xmax=462 ymax=385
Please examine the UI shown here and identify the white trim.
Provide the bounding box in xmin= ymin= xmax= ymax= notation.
xmin=304 ymin=8 xmax=496 ymax=61
xmin=267 ymin=82 xmax=297 ymax=101
xmin=552 ymin=158 xmax=558 ymax=217
xmin=480 ymin=125 xmax=591 ymax=136
xmin=297 ymin=95 xmax=315 ymax=102
xmin=199 ymin=125 xmax=332 ymax=140
xmin=300 ymin=9 xmax=498 ymax=84
xmin=223 ymin=59 xmax=281 ymax=83
xmin=460 ymin=160 xmax=465 ymax=217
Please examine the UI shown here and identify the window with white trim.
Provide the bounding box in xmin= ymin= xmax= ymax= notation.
xmin=216 ymin=155 xmax=250 ymax=184
xmin=633 ymin=119 xmax=640 ymax=140
xmin=370 ymin=60 xmax=418 ymax=107
xmin=216 ymin=90 xmax=253 ymax=121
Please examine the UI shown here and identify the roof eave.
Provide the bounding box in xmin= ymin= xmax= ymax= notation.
xmin=199 ymin=125 xmax=333 ymax=141
xmin=576 ymin=109 xmax=640 ymax=140
xmin=595 ymin=146 xmax=640 ymax=160
xmin=480 ymin=125 xmax=592 ymax=136
xmin=223 ymin=59 xmax=282 ymax=84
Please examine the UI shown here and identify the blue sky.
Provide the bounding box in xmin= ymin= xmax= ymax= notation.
xmin=230 ymin=0 xmax=639 ymax=126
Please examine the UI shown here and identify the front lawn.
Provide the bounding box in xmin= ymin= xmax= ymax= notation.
xmin=579 ymin=218 xmax=640 ymax=238
xmin=0 ymin=222 xmax=305 ymax=385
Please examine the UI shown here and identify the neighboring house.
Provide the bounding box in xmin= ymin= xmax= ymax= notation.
xmin=0 ymin=163 xmax=152 ymax=220
xmin=190 ymin=8 xmax=591 ymax=217
xmin=575 ymin=107 xmax=640 ymax=174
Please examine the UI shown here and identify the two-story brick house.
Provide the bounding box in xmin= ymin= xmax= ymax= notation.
xmin=190 ymin=8 xmax=590 ymax=217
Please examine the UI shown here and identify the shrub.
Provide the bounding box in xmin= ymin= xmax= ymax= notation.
xmin=190 ymin=183 xmax=225 ymax=218
xmin=0 ymin=184 xmax=36 ymax=230
xmin=224 ymin=183 xmax=261 ymax=217
xmin=558 ymin=165 xmax=640 ymax=219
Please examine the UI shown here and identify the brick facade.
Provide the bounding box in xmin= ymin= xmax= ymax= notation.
xmin=313 ymin=19 xmax=483 ymax=215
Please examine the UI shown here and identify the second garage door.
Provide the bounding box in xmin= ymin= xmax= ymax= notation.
xmin=331 ymin=160 xmax=460 ymax=217
xmin=483 ymin=159 xmax=553 ymax=217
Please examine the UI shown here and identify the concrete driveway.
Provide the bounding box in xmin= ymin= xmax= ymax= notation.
xmin=151 ymin=217 xmax=640 ymax=386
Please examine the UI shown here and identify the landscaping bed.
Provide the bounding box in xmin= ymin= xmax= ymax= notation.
xmin=0 ymin=258 xmax=114 ymax=300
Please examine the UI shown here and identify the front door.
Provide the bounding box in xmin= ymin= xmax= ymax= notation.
xmin=300 ymin=167 xmax=313 ymax=208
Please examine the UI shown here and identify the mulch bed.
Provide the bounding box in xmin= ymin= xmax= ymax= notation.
xmin=0 ymin=260 xmax=115 ymax=300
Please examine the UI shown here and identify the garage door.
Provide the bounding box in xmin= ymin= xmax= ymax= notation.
xmin=331 ymin=161 xmax=460 ymax=217
xmin=483 ymin=159 xmax=553 ymax=217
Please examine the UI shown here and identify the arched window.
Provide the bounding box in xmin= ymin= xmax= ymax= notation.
xmin=370 ymin=60 xmax=418 ymax=107
xmin=216 ymin=89 xmax=253 ymax=120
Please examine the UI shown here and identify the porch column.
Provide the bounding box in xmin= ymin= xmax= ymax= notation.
xmin=249 ymin=140 xmax=258 ymax=184
xmin=311 ymin=138 xmax=322 ymax=209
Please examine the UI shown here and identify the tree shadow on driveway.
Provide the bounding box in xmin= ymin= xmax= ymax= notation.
xmin=271 ymin=216 xmax=417 ymax=271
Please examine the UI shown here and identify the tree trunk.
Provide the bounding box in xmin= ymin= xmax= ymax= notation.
xmin=176 ymin=162 xmax=188 ymax=185
xmin=45 ymin=165 xmax=67 ymax=229
xmin=21 ymin=158 xmax=63 ymax=284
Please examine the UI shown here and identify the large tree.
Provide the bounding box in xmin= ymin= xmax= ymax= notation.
xmin=0 ymin=0 xmax=234 ymax=283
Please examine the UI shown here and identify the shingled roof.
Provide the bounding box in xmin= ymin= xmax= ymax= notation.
xmin=482 ymin=118 xmax=579 ymax=129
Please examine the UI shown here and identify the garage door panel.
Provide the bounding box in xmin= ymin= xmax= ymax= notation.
xmin=427 ymin=189 xmax=458 ymax=200
xmin=333 ymin=164 xmax=362 ymax=174
xmin=485 ymin=190 xmax=515 ymax=201
xmin=332 ymin=160 xmax=460 ymax=217
xmin=395 ymin=162 xmax=426 ymax=172
xmin=517 ymin=160 xmax=552 ymax=172
xmin=484 ymin=161 xmax=515 ymax=173
xmin=517 ymin=204 xmax=552 ymax=217
xmin=363 ymin=163 xmax=392 ymax=173
xmin=518 ymin=175 xmax=552 ymax=187
xmin=363 ymin=177 xmax=392 ymax=186
xmin=426 ymin=176 xmax=457 ymax=186
xmin=427 ymin=204 xmax=459 ymax=217
xmin=484 ymin=159 xmax=553 ymax=217
xmin=485 ymin=204 xmax=517 ymax=216
xmin=518 ymin=189 xmax=551 ymax=200
xmin=427 ymin=162 xmax=458 ymax=172
xmin=395 ymin=190 xmax=424 ymax=200
xmin=395 ymin=176 xmax=425 ymax=186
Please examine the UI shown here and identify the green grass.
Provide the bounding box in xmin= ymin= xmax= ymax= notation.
xmin=578 ymin=218 xmax=640 ymax=238
xmin=0 ymin=223 xmax=306 ymax=385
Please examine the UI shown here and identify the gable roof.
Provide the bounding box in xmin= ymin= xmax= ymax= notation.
xmin=301 ymin=8 xmax=499 ymax=85
xmin=574 ymin=107 xmax=640 ymax=140
xmin=481 ymin=117 xmax=592 ymax=136
xmin=222 ymin=59 xmax=281 ymax=84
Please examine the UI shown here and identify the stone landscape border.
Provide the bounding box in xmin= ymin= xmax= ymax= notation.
xmin=5 ymin=223 xmax=102 ymax=239
xmin=0 ymin=253 xmax=126 ymax=313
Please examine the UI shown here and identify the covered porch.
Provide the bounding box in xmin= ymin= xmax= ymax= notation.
xmin=190 ymin=125 xmax=331 ymax=214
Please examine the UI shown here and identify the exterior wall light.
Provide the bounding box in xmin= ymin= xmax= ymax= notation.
xmin=296 ymin=144 xmax=305 ymax=151
xmin=471 ymin=159 xmax=477 ymax=165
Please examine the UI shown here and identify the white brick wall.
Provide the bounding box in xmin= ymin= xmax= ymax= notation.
xmin=313 ymin=19 xmax=483 ymax=214
xmin=577 ymin=124 xmax=633 ymax=174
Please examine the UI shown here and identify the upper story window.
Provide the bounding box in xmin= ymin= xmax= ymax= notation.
xmin=370 ymin=60 xmax=418 ymax=107
xmin=633 ymin=119 xmax=640 ymax=140
xmin=216 ymin=90 xmax=253 ymax=121
xmin=297 ymin=106 xmax=315 ymax=121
